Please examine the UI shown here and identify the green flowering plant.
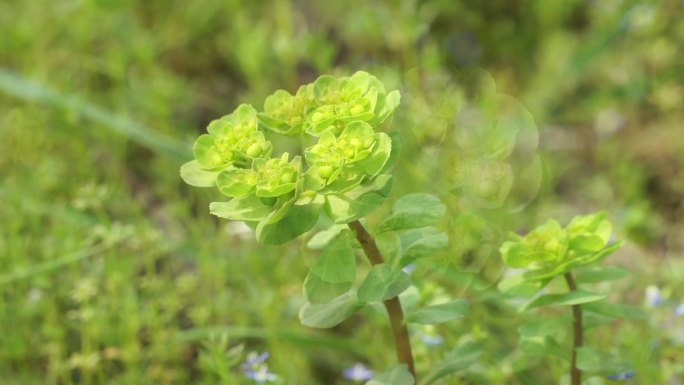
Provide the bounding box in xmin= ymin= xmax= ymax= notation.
xmin=499 ymin=212 xmax=638 ymax=385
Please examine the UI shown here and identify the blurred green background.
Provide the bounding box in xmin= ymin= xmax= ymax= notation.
xmin=1 ymin=0 xmax=683 ymax=384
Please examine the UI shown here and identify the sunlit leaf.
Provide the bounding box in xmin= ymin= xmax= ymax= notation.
xmin=180 ymin=160 xmax=220 ymax=187
xmin=209 ymin=196 xmax=273 ymax=222
xmin=299 ymin=291 xmax=360 ymax=329
xmin=307 ymin=225 xmax=348 ymax=250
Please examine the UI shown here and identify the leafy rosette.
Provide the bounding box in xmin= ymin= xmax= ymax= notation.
xmin=304 ymin=121 xmax=392 ymax=193
xmin=500 ymin=212 xmax=623 ymax=283
xmin=259 ymin=84 xmax=315 ymax=135
xmin=306 ymin=71 xmax=400 ymax=136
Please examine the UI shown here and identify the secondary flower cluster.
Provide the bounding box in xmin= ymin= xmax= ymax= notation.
xmin=500 ymin=212 xmax=623 ymax=280
xmin=181 ymin=71 xmax=400 ymax=243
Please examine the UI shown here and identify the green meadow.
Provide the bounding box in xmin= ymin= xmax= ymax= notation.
xmin=1 ymin=1 xmax=683 ymax=384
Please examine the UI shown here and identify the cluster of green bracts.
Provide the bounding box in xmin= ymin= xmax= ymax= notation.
xmin=180 ymin=71 xmax=401 ymax=244
xmin=500 ymin=212 xmax=623 ymax=284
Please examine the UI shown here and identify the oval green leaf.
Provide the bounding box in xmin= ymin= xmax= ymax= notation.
xmin=299 ymin=291 xmax=360 ymax=329
xmin=406 ymin=299 xmax=468 ymax=325
xmin=180 ymin=160 xmax=220 ymax=187
xmin=378 ymin=193 xmax=446 ymax=232
xmin=357 ymin=264 xmax=411 ymax=304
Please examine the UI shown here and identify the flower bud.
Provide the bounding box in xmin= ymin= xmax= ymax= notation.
xmin=318 ymin=165 xmax=334 ymax=179
xmin=311 ymin=111 xmax=325 ymax=124
xmin=246 ymin=143 xmax=263 ymax=158
xmin=350 ymin=103 xmax=365 ymax=116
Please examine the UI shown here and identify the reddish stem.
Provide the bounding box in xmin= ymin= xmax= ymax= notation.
xmin=348 ymin=220 xmax=417 ymax=384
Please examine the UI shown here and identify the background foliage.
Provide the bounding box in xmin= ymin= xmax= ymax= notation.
xmin=1 ymin=0 xmax=683 ymax=384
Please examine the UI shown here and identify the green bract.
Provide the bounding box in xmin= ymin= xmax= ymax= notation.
xmin=306 ymin=71 xmax=400 ymax=136
xmin=253 ymin=153 xmax=301 ymax=197
xmin=192 ymin=104 xmax=273 ymax=171
xmin=215 ymin=153 xmax=301 ymax=198
xmin=500 ymin=212 xmax=623 ymax=281
xmin=180 ymin=72 xmax=401 ymax=244
xmin=259 ymin=84 xmax=314 ymax=135
xmin=304 ymin=121 xmax=391 ymax=192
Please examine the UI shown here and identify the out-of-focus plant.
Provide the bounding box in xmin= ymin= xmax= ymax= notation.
xmin=499 ymin=212 xmax=640 ymax=385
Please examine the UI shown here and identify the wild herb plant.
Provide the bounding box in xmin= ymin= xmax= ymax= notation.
xmin=180 ymin=71 xmax=469 ymax=384
xmin=499 ymin=212 xmax=641 ymax=384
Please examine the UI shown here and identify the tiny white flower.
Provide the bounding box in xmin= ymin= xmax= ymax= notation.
xmin=674 ymin=303 xmax=684 ymax=317
xmin=645 ymin=285 xmax=664 ymax=307
xmin=227 ymin=221 xmax=254 ymax=240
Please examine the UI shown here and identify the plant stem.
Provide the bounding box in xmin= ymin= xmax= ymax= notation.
xmin=349 ymin=220 xmax=417 ymax=384
xmin=564 ymin=272 xmax=583 ymax=385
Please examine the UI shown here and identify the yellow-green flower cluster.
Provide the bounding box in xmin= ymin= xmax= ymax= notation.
xmin=500 ymin=212 xmax=622 ymax=280
xmin=193 ymin=104 xmax=272 ymax=170
xmin=304 ymin=121 xmax=391 ymax=193
xmin=259 ymin=84 xmax=314 ymax=135
xmin=180 ymin=71 xmax=401 ymax=244
xmin=259 ymin=71 xmax=400 ymax=137
xmin=215 ymin=153 xmax=301 ymax=198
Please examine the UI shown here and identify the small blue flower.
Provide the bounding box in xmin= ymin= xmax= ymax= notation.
xmin=607 ymin=371 xmax=636 ymax=381
xmin=402 ymin=264 xmax=416 ymax=275
xmin=419 ymin=333 xmax=445 ymax=346
xmin=241 ymin=351 xmax=270 ymax=370
xmin=674 ymin=303 xmax=684 ymax=317
xmin=245 ymin=365 xmax=278 ymax=383
xmin=343 ymin=363 xmax=374 ymax=382
xmin=241 ymin=352 xmax=277 ymax=383
xmin=645 ymin=285 xmax=664 ymax=307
